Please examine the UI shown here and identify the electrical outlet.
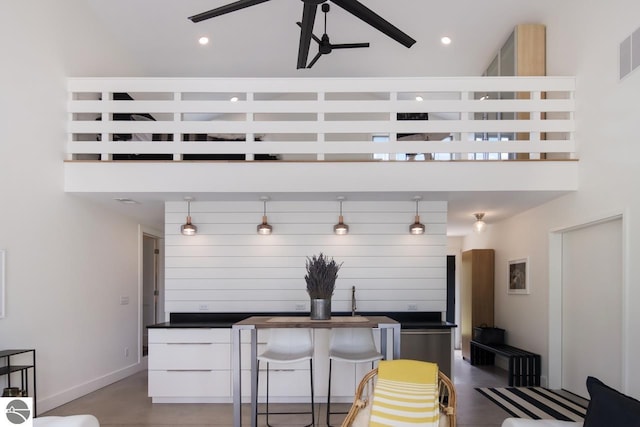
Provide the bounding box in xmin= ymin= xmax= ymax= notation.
xmin=295 ymin=303 xmax=305 ymax=311
xmin=124 ymin=347 xmax=129 ymax=358
xmin=198 ymin=304 xmax=209 ymax=311
xmin=120 ymin=296 xmax=129 ymax=305
xmin=408 ymin=303 xmax=418 ymax=311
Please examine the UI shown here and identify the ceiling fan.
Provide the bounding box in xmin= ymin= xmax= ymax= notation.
xmin=188 ymin=0 xmax=416 ymax=69
xmin=297 ymin=3 xmax=369 ymax=68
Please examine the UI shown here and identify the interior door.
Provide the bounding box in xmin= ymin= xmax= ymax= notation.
xmin=143 ymin=234 xmax=159 ymax=357
xmin=561 ymin=217 xmax=622 ymax=398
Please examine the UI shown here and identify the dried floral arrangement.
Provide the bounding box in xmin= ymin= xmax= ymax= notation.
xmin=305 ymin=253 xmax=342 ymax=299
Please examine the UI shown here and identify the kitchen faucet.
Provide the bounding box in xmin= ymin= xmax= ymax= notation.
xmin=351 ymin=285 xmax=357 ymax=316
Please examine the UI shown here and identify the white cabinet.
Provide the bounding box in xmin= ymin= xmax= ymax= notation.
xmin=148 ymin=343 xmax=229 ymax=370
xmin=148 ymin=328 xmax=232 ymax=403
xmin=148 ymin=328 xmax=374 ymax=403
xmin=149 ymin=371 xmax=230 ymax=398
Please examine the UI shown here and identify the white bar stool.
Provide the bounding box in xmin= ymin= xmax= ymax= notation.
xmin=257 ymin=328 xmax=315 ymax=427
xmin=326 ymin=328 xmax=383 ymax=426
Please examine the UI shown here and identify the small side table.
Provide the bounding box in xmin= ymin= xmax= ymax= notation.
xmin=1 ymin=349 xmax=37 ymax=414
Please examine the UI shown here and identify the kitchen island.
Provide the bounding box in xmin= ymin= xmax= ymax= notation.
xmin=147 ymin=311 xmax=455 ymax=422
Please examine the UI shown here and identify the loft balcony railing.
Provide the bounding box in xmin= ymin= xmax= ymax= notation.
xmin=66 ymin=76 xmax=575 ymax=162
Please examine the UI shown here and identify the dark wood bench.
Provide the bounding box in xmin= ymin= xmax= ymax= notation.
xmin=470 ymin=340 xmax=541 ymax=386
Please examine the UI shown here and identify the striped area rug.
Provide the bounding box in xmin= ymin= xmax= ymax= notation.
xmin=476 ymin=387 xmax=587 ymax=421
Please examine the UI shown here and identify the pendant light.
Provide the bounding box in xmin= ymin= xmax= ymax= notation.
xmin=409 ymin=196 xmax=425 ymax=235
xmin=180 ymin=197 xmax=197 ymax=236
xmin=257 ymin=196 xmax=273 ymax=235
xmin=473 ymin=212 xmax=487 ymax=233
xmin=333 ymin=196 xmax=349 ymax=235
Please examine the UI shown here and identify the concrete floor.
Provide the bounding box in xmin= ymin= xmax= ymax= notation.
xmin=42 ymin=351 xmax=512 ymax=426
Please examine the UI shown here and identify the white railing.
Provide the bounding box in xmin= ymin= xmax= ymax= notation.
xmin=66 ymin=76 xmax=575 ymax=162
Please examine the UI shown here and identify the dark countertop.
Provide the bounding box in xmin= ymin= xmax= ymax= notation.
xmin=148 ymin=312 xmax=456 ymax=329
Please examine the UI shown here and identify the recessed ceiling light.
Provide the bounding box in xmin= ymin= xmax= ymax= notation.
xmin=198 ymin=36 xmax=209 ymax=45
xmin=415 ymin=95 xmax=424 ymax=102
xmin=230 ymin=96 xmax=239 ymax=102
xmin=441 ymin=36 xmax=452 ymax=45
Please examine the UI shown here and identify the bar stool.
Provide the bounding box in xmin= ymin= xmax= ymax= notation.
xmin=326 ymin=328 xmax=383 ymax=426
xmin=257 ymin=328 xmax=315 ymax=427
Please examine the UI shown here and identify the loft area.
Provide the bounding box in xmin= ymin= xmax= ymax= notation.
xmin=68 ymin=77 xmax=576 ymax=163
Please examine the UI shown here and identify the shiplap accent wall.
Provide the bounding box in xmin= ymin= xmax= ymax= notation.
xmin=164 ymin=200 xmax=447 ymax=315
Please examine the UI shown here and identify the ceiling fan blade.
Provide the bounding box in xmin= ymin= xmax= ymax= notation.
xmin=296 ymin=21 xmax=323 ymax=45
xmin=331 ymin=42 xmax=370 ymax=49
xmin=307 ymin=52 xmax=323 ymax=68
xmin=188 ymin=0 xmax=271 ymax=23
xmin=297 ymin=3 xmax=319 ymax=69
xmin=330 ymin=0 xmax=416 ymax=48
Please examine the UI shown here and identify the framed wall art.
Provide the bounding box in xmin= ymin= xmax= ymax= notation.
xmin=508 ymin=257 xmax=529 ymax=294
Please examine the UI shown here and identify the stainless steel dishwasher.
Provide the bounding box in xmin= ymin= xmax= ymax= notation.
xmin=400 ymin=329 xmax=452 ymax=377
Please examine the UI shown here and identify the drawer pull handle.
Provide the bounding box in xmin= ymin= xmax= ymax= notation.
xmin=401 ymin=331 xmax=448 ymax=335
xmin=166 ymin=343 xmax=213 ymax=345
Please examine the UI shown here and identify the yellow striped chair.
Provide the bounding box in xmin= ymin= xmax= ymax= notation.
xmin=341 ymin=360 xmax=456 ymax=427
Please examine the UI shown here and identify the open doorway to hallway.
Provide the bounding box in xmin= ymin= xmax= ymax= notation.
xmin=447 ymin=255 xmax=455 ymax=324
xmin=142 ymin=233 xmax=161 ymax=357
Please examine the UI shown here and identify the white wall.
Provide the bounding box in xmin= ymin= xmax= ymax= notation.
xmin=165 ymin=200 xmax=447 ymax=314
xmin=463 ymin=0 xmax=640 ymax=397
xmin=0 ymin=1 xmax=149 ymax=414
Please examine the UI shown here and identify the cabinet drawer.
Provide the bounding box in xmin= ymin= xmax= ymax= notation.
xmin=149 ymin=370 xmax=230 ymax=397
xmin=149 ymin=328 xmax=230 ymax=344
xmin=148 ymin=343 xmax=230 ymax=370
xmin=241 ymin=369 xmax=313 ymax=398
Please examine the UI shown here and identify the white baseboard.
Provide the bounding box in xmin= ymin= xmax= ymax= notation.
xmin=37 ymin=362 xmax=145 ymax=415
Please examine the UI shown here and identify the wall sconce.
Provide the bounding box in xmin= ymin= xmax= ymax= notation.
xmin=180 ymin=197 xmax=197 ymax=236
xmin=409 ymin=196 xmax=425 ymax=235
xmin=257 ymin=196 xmax=273 ymax=235
xmin=473 ymin=212 xmax=487 ymax=233
xmin=333 ymin=196 xmax=349 ymax=235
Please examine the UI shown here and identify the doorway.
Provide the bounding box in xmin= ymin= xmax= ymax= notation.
xmin=561 ymin=217 xmax=623 ymax=397
xmin=548 ymin=214 xmax=625 ymax=397
xmin=446 ymin=255 xmax=456 ymax=324
xmin=142 ymin=233 xmax=160 ymax=357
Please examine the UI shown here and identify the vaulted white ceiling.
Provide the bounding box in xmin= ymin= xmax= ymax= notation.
xmin=85 ymin=0 xmax=558 ymax=77
xmin=76 ymin=0 xmax=570 ymax=235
